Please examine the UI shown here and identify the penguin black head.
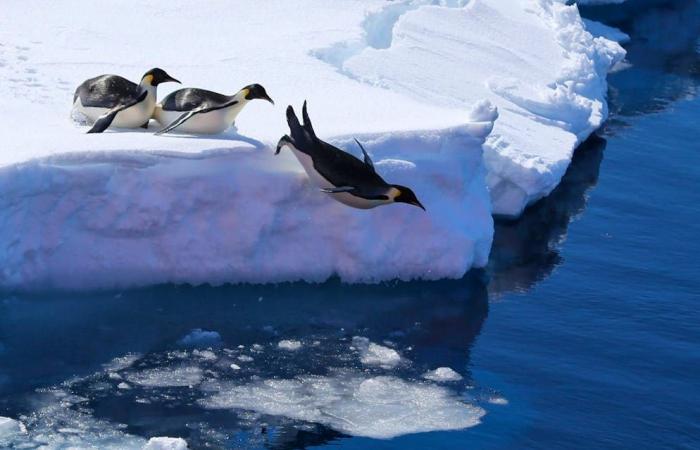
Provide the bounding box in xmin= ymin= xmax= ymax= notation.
xmin=392 ymin=185 xmax=426 ymax=211
xmin=141 ymin=68 xmax=180 ymax=86
xmin=242 ymin=84 xmax=274 ymax=104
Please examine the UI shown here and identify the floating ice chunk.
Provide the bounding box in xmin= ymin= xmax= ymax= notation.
xmin=237 ymin=355 xmax=254 ymax=362
xmin=422 ymin=367 xmax=463 ymax=382
xmin=487 ymin=396 xmax=509 ymax=405
xmin=143 ymin=437 xmax=189 ymax=450
xmin=117 ymin=382 xmax=131 ymax=390
xmin=192 ymin=349 xmax=217 ymax=361
xmin=278 ymin=340 xmax=302 ymax=351
xmin=200 ymin=373 xmax=484 ymax=439
xmin=230 ymin=363 xmax=241 ymax=370
xmin=127 ymin=366 xmax=203 ymax=388
xmin=352 ymin=336 xmax=401 ymax=369
xmin=178 ymin=329 xmax=222 ymax=348
xmin=0 ymin=417 xmax=24 ymax=439
xmin=1 ymin=390 xmax=145 ymax=449
xmin=103 ymin=353 xmax=142 ymax=372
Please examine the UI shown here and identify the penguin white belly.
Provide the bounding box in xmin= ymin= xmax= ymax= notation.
xmin=73 ymin=97 xmax=154 ymax=128
xmin=155 ymin=103 xmax=244 ymax=134
xmin=289 ymin=146 xmax=391 ymax=209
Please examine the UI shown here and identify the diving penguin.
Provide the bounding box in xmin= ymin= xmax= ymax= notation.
xmin=276 ymin=102 xmax=425 ymax=210
xmin=73 ymin=68 xmax=180 ymax=134
xmin=154 ymin=84 xmax=274 ymax=135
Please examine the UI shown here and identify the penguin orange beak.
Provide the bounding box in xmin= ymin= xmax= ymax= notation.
xmin=166 ymin=75 xmax=181 ymax=84
xmin=412 ymin=200 xmax=426 ymax=211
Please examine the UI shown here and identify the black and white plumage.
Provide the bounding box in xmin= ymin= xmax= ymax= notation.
xmin=154 ymin=84 xmax=273 ymax=135
xmin=72 ymin=68 xmax=180 ymax=133
xmin=276 ymin=102 xmax=425 ymax=210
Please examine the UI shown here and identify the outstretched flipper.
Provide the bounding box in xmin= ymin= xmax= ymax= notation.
xmin=155 ymin=99 xmax=239 ymax=135
xmin=87 ymin=90 xmax=148 ymax=134
xmin=354 ymin=138 xmax=374 ymax=172
xmin=320 ymin=186 xmax=356 ymax=193
xmin=276 ymin=135 xmax=294 ymax=155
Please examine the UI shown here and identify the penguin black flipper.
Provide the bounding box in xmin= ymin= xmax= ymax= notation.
xmin=87 ymin=89 xmax=148 ymax=134
xmin=321 ymin=186 xmax=356 ymax=193
xmin=155 ymin=99 xmax=240 ymax=135
xmin=276 ymin=135 xmax=294 ymax=155
xmin=354 ymin=138 xmax=375 ymax=172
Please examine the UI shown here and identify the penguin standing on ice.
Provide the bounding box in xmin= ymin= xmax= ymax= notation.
xmin=73 ymin=68 xmax=180 ymax=133
xmin=276 ymin=102 xmax=425 ymax=210
xmin=154 ymin=84 xmax=274 ymax=135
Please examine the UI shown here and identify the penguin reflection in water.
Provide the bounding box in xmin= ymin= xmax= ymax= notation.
xmin=154 ymin=84 xmax=274 ymax=135
xmin=276 ymin=102 xmax=425 ymax=211
xmin=73 ymin=68 xmax=180 ymax=133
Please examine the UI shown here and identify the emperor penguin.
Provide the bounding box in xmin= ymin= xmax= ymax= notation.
xmin=154 ymin=84 xmax=274 ymax=135
xmin=276 ymin=102 xmax=425 ymax=211
xmin=73 ymin=68 xmax=180 ymax=133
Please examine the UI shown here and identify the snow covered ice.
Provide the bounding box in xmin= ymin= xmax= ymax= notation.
xmin=0 ymin=0 xmax=623 ymax=290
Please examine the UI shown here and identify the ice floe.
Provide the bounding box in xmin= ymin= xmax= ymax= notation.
xmin=200 ymin=372 xmax=484 ymax=439
xmin=352 ymin=336 xmax=402 ymax=369
xmin=0 ymin=0 xmax=623 ymax=289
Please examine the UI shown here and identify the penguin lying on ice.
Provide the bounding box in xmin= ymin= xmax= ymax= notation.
xmin=276 ymin=102 xmax=425 ymax=211
xmin=73 ymin=68 xmax=180 ymax=133
xmin=154 ymin=84 xmax=274 ymax=135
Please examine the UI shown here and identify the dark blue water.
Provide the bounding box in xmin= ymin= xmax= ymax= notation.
xmin=1 ymin=2 xmax=699 ymax=449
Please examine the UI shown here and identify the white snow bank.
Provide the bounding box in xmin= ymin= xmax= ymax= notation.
xmin=200 ymin=373 xmax=484 ymax=439
xmin=0 ymin=0 xmax=621 ymax=289
xmin=423 ymin=367 xmax=463 ymax=382
xmin=143 ymin=437 xmax=189 ymax=450
xmin=352 ymin=336 xmax=402 ymax=369
xmin=0 ymin=109 xmax=495 ymax=290
xmin=336 ymin=0 xmax=625 ymax=216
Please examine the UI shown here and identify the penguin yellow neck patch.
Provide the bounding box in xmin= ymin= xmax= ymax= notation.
xmin=142 ymin=74 xmax=154 ymax=85
xmin=388 ymin=187 xmax=402 ymax=200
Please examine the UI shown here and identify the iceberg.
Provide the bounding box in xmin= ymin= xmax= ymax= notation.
xmin=0 ymin=0 xmax=622 ymax=290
